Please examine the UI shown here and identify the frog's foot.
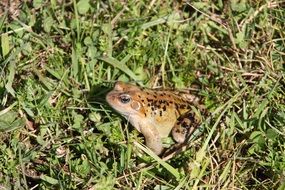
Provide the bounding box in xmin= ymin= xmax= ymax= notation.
xmin=171 ymin=111 xmax=201 ymax=143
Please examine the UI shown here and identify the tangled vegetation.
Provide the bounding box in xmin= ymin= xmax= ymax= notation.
xmin=0 ymin=0 xmax=284 ymax=189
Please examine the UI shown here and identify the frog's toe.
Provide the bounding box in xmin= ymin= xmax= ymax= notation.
xmin=172 ymin=126 xmax=187 ymax=143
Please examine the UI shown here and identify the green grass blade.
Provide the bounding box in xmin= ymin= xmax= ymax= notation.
xmin=5 ymin=61 xmax=16 ymax=97
xmin=99 ymin=56 xmax=139 ymax=82
xmin=1 ymin=33 xmax=10 ymax=57
xmin=134 ymin=142 xmax=181 ymax=180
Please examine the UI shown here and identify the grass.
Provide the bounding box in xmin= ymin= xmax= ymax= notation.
xmin=0 ymin=0 xmax=285 ymax=189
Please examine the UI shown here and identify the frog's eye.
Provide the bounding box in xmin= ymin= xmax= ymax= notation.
xmin=119 ymin=94 xmax=131 ymax=104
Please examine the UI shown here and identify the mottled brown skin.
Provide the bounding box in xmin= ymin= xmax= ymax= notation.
xmin=106 ymin=81 xmax=202 ymax=155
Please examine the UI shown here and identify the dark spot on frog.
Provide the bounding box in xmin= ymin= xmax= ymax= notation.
xmin=182 ymin=121 xmax=190 ymax=128
xmin=162 ymin=105 xmax=166 ymax=111
xmin=174 ymin=128 xmax=181 ymax=133
xmin=159 ymin=110 xmax=162 ymax=116
xmin=187 ymin=112 xmax=195 ymax=120
xmin=147 ymin=98 xmax=153 ymax=102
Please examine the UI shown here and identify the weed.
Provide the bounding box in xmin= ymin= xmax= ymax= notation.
xmin=0 ymin=0 xmax=284 ymax=189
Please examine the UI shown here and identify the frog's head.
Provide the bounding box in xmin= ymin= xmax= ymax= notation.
xmin=106 ymin=81 xmax=144 ymax=118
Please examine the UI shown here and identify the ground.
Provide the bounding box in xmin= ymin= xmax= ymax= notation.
xmin=0 ymin=0 xmax=285 ymax=189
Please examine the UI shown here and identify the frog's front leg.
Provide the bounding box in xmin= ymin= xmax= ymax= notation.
xmin=171 ymin=111 xmax=201 ymax=143
xmin=139 ymin=123 xmax=164 ymax=155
